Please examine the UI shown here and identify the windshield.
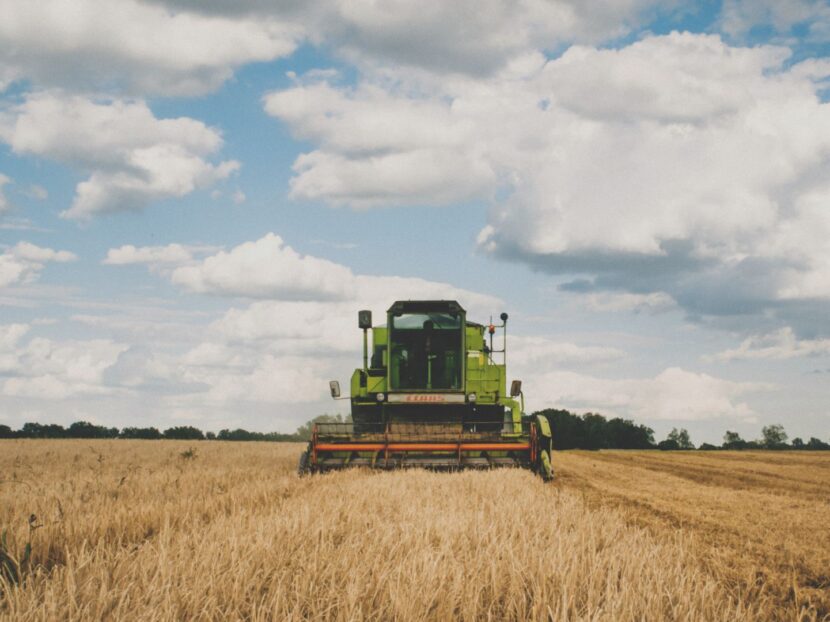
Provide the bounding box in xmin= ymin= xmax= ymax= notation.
xmin=389 ymin=312 xmax=462 ymax=390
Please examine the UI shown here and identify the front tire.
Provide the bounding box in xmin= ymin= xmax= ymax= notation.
xmin=297 ymin=446 xmax=311 ymax=476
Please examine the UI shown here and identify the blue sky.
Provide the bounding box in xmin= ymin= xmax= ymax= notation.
xmin=1 ymin=0 xmax=829 ymax=444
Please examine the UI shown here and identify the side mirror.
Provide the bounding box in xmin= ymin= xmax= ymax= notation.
xmin=510 ymin=379 xmax=522 ymax=397
xmin=329 ymin=380 xmax=341 ymax=399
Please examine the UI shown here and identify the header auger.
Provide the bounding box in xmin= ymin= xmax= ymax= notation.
xmin=297 ymin=300 xmax=553 ymax=480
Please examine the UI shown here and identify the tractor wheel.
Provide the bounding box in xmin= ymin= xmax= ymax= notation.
xmin=297 ymin=447 xmax=310 ymax=476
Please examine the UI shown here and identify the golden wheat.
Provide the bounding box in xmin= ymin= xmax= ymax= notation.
xmin=0 ymin=441 xmax=826 ymax=620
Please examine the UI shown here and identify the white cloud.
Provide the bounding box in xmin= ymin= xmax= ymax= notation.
xmin=0 ymin=92 xmax=239 ymax=219
xmin=11 ymin=241 xmax=76 ymax=263
xmin=0 ymin=0 xmax=300 ymax=96
xmin=104 ymin=244 xmax=196 ymax=266
xmin=264 ymin=82 xmax=496 ymax=207
xmin=0 ymin=0 xmax=670 ymax=98
xmin=173 ymin=353 xmax=331 ymax=406
xmin=170 ymin=233 xmax=355 ymax=300
xmin=0 ymin=323 xmax=127 ymax=399
xmin=0 ymin=242 xmax=76 ymax=288
xmin=715 ymin=327 xmax=830 ymax=361
xmin=304 ymin=0 xmax=663 ymax=76
xmin=207 ymin=276 xmax=501 ymax=360
xmin=264 ymin=33 xmax=830 ymax=327
xmin=150 ymin=0 xmax=665 ymax=78
xmin=510 ymin=335 xmax=624 ymax=367
xmin=527 ymin=366 xmax=768 ymax=421
xmin=0 ymin=323 xmax=29 ymax=372
xmin=101 ymin=233 xmax=503 ymax=406
xmin=114 ymin=233 xmax=501 ymax=312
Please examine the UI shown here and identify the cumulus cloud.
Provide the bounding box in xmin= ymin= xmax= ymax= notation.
xmin=170 ymin=233 xmax=355 ymax=300
xmin=112 ymin=233 xmax=501 ymax=311
xmin=265 ymin=33 xmax=830 ymax=335
xmin=715 ymin=327 xmax=830 ymax=361
xmin=0 ymin=0 xmax=672 ymax=98
xmin=310 ymin=0 xmax=669 ymax=76
xmin=173 ymin=353 xmax=331 ymax=405
xmin=101 ymin=233 xmax=503 ymax=402
xmin=206 ymin=273 xmax=501 ymax=363
xmin=510 ymin=335 xmax=624 ymax=368
xmin=0 ymin=241 xmax=76 ymax=288
xmin=264 ymin=82 xmax=496 ymax=207
xmin=145 ymin=0 xmax=667 ymax=78
xmin=104 ymin=244 xmax=198 ymax=267
xmin=0 ymin=92 xmax=239 ymax=219
xmin=0 ymin=323 xmax=126 ymax=399
xmin=0 ymin=0 xmax=300 ymax=96
xmin=527 ymin=367 xmax=768 ymax=421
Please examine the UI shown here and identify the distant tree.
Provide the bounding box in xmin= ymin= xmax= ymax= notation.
xmin=217 ymin=428 xmax=302 ymax=442
xmin=218 ymin=428 xmax=254 ymax=441
xmin=698 ymin=443 xmax=718 ymax=450
xmin=67 ymin=421 xmax=118 ymax=439
xmin=19 ymin=422 xmax=45 ymax=438
xmin=582 ymin=412 xmax=611 ymax=449
xmin=42 ymin=424 xmax=67 ymax=438
xmin=667 ymin=428 xmax=694 ymax=450
xmin=163 ymin=426 xmax=205 ymax=440
xmin=534 ymin=409 xmax=657 ymax=450
xmin=606 ymin=417 xmax=655 ymax=449
xmin=205 ymin=431 xmax=216 ymax=440
xmin=761 ymin=424 xmax=788 ymax=449
xmin=722 ymin=430 xmax=747 ymax=450
xmin=536 ymin=409 xmax=585 ymax=450
xmin=120 ymin=427 xmax=163 ymax=440
xmin=806 ymin=437 xmax=830 ymax=450
xmin=791 ymin=437 xmax=805 ymax=449
xmin=657 ymin=438 xmax=680 ymax=450
xmin=0 ymin=424 xmax=13 ymax=438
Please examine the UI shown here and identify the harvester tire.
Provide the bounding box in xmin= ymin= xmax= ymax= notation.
xmin=297 ymin=447 xmax=310 ymax=476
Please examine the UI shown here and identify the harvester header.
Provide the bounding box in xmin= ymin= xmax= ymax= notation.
xmin=298 ymin=300 xmax=553 ymax=480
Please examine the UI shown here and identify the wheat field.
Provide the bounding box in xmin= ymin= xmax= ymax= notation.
xmin=0 ymin=441 xmax=828 ymax=621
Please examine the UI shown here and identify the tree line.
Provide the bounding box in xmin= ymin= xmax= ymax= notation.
xmin=0 ymin=421 xmax=305 ymax=442
xmin=534 ymin=409 xmax=830 ymax=451
xmin=1 ymin=411 xmax=827 ymax=450
xmin=0 ymin=415 xmax=351 ymax=442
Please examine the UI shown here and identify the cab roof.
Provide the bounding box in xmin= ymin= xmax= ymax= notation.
xmin=387 ymin=300 xmax=465 ymax=315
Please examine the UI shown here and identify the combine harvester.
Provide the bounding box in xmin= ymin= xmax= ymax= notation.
xmin=298 ymin=300 xmax=553 ymax=480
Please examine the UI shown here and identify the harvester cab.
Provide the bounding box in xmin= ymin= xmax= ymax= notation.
xmin=297 ymin=300 xmax=553 ymax=480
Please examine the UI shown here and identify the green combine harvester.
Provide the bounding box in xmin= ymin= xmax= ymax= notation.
xmin=298 ymin=300 xmax=553 ymax=480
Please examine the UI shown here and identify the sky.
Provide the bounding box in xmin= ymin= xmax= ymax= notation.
xmin=1 ymin=0 xmax=829 ymax=444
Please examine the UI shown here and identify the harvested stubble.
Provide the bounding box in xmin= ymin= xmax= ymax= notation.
xmin=0 ymin=441 xmax=823 ymax=620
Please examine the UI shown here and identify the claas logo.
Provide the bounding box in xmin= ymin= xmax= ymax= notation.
xmin=404 ymin=395 xmax=445 ymax=403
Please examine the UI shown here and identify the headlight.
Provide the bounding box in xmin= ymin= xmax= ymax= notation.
xmin=376 ymin=392 xmax=385 ymax=402
xmin=468 ymin=393 xmax=477 ymax=403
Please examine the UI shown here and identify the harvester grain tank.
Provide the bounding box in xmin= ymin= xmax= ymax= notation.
xmin=297 ymin=300 xmax=553 ymax=480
